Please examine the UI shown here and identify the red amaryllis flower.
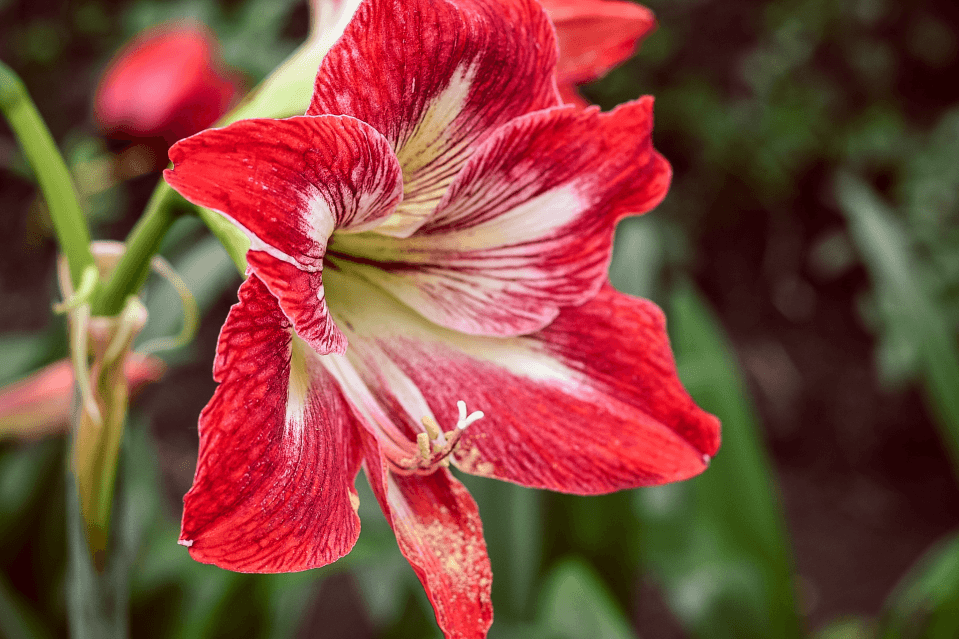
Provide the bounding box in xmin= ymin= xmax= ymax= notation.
xmin=539 ymin=0 xmax=656 ymax=104
xmin=94 ymin=22 xmax=242 ymax=145
xmin=164 ymin=0 xmax=719 ymax=636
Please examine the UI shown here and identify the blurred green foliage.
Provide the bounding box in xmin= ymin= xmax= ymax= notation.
xmin=877 ymin=532 xmax=959 ymax=639
xmin=633 ymin=283 xmax=802 ymax=639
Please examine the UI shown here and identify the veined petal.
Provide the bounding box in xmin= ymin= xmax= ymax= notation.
xmin=330 ymin=98 xmax=671 ymax=337
xmin=165 ymin=115 xmax=403 ymax=354
xmin=540 ymin=0 xmax=656 ymax=86
xmin=363 ymin=437 xmax=492 ymax=639
xmin=309 ymin=0 xmax=562 ymax=236
xmin=180 ymin=276 xmax=363 ymax=572
xmin=325 ymin=270 xmax=720 ymax=494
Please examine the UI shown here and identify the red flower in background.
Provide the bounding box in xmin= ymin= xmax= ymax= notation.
xmin=94 ymin=23 xmax=242 ymax=146
xmin=0 ymin=356 xmax=165 ymax=440
xmin=165 ymin=0 xmax=719 ymax=636
xmin=540 ymin=0 xmax=656 ymax=104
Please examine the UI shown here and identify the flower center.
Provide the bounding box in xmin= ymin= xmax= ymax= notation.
xmin=394 ymin=400 xmax=484 ymax=475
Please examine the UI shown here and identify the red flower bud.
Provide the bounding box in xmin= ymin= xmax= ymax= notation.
xmin=94 ymin=22 xmax=242 ymax=145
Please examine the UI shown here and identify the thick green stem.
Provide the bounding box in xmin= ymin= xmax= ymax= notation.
xmin=0 ymin=60 xmax=94 ymax=289
xmin=93 ymin=184 xmax=181 ymax=316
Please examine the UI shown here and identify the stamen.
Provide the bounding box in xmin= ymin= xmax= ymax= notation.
xmin=416 ymin=432 xmax=431 ymax=460
xmin=399 ymin=400 xmax=486 ymax=475
xmin=421 ymin=415 xmax=441 ymax=440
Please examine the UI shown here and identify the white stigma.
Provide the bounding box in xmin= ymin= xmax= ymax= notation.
xmin=456 ymin=400 xmax=484 ymax=430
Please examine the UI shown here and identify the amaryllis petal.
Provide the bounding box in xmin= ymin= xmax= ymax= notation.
xmin=309 ymin=0 xmax=562 ymax=236
xmin=540 ymin=0 xmax=655 ymax=86
xmin=330 ymin=97 xmax=670 ymax=337
xmin=325 ymin=270 xmax=719 ymax=493
xmin=180 ymin=276 xmax=362 ymax=572
xmin=363 ymin=437 xmax=492 ymax=639
xmin=165 ymin=115 xmax=403 ymax=354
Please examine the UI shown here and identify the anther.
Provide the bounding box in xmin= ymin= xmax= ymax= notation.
xmin=400 ymin=400 xmax=486 ymax=475
xmin=416 ymin=432 xmax=431 ymax=460
xmin=421 ymin=415 xmax=441 ymax=440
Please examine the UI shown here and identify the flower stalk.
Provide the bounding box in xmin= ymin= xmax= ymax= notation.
xmin=0 ymin=60 xmax=95 ymax=289
xmin=93 ymin=184 xmax=181 ymax=316
xmin=60 ymin=244 xmax=149 ymax=570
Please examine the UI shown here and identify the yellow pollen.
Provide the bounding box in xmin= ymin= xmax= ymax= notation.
xmin=421 ymin=415 xmax=441 ymax=440
xmin=417 ymin=432 xmax=431 ymax=460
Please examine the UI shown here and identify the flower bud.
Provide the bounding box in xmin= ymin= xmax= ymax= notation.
xmin=94 ymin=22 xmax=242 ymax=146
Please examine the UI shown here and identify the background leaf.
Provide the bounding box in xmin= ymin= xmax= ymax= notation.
xmin=633 ymin=283 xmax=802 ymax=639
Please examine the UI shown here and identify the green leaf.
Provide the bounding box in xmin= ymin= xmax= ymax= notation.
xmin=0 ymin=440 xmax=60 ymax=545
xmin=878 ymin=532 xmax=959 ymax=639
xmin=0 ymin=331 xmax=59 ymax=387
xmin=196 ymin=207 xmax=249 ymax=275
xmin=633 ymin=283 xmax=802 ymax=639
xmin=537 ymin=558 xmax=638 ymax=639
xmin=813 ymin=617 xmax=874 ymax=639
xmin=460 ymin=474 xmax=542 ymax=621
xmin=608 ymin=217 xmax=663 ymax=301
xmin=835 ymin=173 xmax=959 ymax=476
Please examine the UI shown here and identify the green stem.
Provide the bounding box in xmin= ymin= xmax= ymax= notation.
xmin=0 ymin=60 xmax=94 ymax=289
xmin=93 ymin=183 xmax=181 ymax=316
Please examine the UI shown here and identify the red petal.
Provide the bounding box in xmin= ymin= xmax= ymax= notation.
xmin=330 ymin=98 xmax=671 ymax=338
xmin=165 ymin=115 xmax=402 ymax=354
xmin=309 ymin=0 xmax=562 ymax=236
xmin=556 ymin=82 xmax=589 ymax=106
xmin=540 ymin=0 xmax=656 ymax=85
xmin=363 ymin=437 xmax=493 ymax=639
xmin=455 ymin=286 xmax=721 ymax=490
xmin=180 ymin=276 xmax=363 ymax=572
xmin=325 ymin=271 xmax=719 ymax=495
